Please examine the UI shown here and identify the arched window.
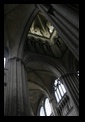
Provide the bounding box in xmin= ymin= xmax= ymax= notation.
xmin=54 ymin=79 xmax=73 ymax=116
xmin=45 ymin=98 xmax=52 ymax=116
xmin=4 ymin=57 xmax=6 ymax=68
xmin=40 ymin=106 xmax=45 ymax=116
xmin=54 ymin=79 xmax=66 ymax=103
xmin=77 ymin=71 xmax=79 ymax=77
xmin=39 ymin=97 xmax=53 ymax=116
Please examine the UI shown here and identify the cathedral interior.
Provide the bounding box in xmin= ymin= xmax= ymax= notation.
xmin=4 ymin=4 xmax=79 ymax=116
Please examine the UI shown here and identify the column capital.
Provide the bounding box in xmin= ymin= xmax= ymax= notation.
xmin=8 ymin=57 xmax=24 ymax=65
xmin=8 ymin=57 xmax=22 ymax=61
xmin=49 ymin=97 xmax=55 ymax=103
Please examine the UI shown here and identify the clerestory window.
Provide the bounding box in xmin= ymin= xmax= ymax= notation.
xmin=54 ymin=79 xmax=66 ymax=103
xmin=39 ymin=97 xmax=53 ymax=116
xmin=4 ymin=57 xmax=6 ymax=68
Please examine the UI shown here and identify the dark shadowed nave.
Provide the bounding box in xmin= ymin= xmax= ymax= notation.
xmin=4 ymin=4 xmax=79 ymax=116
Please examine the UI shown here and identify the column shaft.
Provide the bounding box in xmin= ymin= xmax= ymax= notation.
xmin=5 ymin=58 xmax=33 ymax=116
xmin=60 ymin=74 xmax=79 ymax=115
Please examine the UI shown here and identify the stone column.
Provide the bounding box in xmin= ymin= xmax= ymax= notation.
xmin=5 ymin=57 xmax=33 ymax=116
xmin=49 ymin=96 xmax=59 ymax=116
xmin=60 ymin=73 xmax=79 ymax=115
xmin=4 ymin=69 xmax=8 ymax=115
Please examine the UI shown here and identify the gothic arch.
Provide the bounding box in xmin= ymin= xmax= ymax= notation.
xmin=4 ymin=4 xmax=79 ymax=116
xmin=17 ymin=7 xmax=39 ymax=58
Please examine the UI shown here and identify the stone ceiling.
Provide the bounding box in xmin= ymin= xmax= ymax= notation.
xmin=4 ymin=4 xmax=36 ymax=52
xmin=4 ymin=4 xmax=79 ymax=116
